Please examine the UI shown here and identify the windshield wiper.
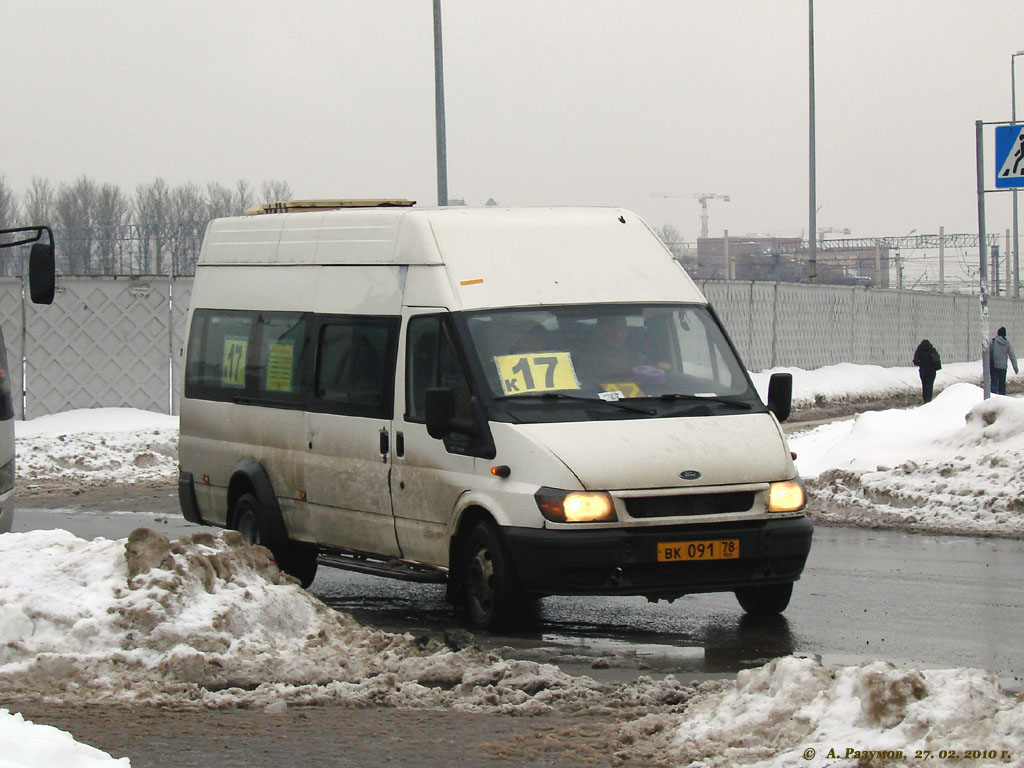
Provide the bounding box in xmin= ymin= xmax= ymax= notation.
xmin=652 ymin=393 xmax=755 ymax=410
xmin=494 ymin=392 xmax=657 ymax=414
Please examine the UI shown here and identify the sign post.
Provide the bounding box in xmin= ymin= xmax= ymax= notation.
xmin=977 ymin=121 xmax=991 ymax=399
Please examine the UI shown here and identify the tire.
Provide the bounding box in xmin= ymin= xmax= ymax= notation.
xmin=462 ymin=522 xmax=524 ymax=630
xmin=232 ymin=492 xmax=318 ymax=588
xmin=233 ymin=493 xmax=268 ymax=546
xmin=735 ymin=582 xmax=793 ymax=618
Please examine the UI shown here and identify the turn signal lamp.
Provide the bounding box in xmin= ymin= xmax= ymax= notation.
xmin=768 ymin=480 xmax=806 ymax=512
xmin=535 ymin=488 xmax=617 ymax=523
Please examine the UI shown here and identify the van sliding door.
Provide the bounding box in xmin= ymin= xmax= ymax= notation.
xmin=300 ymin=315 xmax=402 ymax=557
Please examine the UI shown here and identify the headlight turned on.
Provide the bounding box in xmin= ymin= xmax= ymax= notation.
xmin=535 ymin=488 xmax=617 ymax=523
xmin=768 ymin=479 xmax=806 ymax=512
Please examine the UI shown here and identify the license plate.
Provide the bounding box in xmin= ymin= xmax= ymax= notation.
xmin=657 ymin=539 xmax=740 ymax=562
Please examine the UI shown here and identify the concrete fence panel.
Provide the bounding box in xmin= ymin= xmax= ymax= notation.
xmin=4 ymin=277 xmax=1024 ymax=418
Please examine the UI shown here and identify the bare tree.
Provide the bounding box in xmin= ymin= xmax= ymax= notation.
xmin=134 ymin=179 xmax=171 ymax=274
xmin=234 ymin=180 xmax=254 ymax=214
xmin=260 ymin=179 xmax=293 ymax=205
xmin=169 ymin=182 xmax=207 ymax=275
xmin=23 ymin=177 xmax=56 ymax=226
xmin=0 ymin=176 xmax=20 ymax=275
xmin=656 ymin=224 xmax=688 ymax=260
xmin=205 ymin=182 xmax=237 ymax=219
xmin=55 ymin=176 xmax=99 ymax=273
xmin=93 ymin=183 xmax=130 ymax=274
xmin=0 ymin=175 xmax=17 ymax=229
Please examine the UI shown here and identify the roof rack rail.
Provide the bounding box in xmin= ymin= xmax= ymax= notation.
xmin=244 ymin=199 xmax=416 ymax=215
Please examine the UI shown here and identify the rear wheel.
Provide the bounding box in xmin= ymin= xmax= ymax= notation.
xmin=462 ymin=522 xmax=523 ymax=630
xmin=232 ymin=492 xmax=318 ymax=588
xmin=735 ymin=582 xmax=793 ymax=617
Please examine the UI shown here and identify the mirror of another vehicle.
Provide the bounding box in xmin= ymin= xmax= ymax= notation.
xmin=29 ymin=243 xmax=55 ymax=305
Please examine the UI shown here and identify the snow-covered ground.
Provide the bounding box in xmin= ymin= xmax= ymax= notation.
xmin=4 ymin=360 xmax=1023 ymax=767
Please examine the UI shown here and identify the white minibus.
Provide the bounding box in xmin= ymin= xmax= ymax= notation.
xmin=178 ymin=201 xmax=811 ymax=628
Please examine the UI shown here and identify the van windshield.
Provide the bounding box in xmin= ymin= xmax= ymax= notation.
xmin=459 ymin=304 xmax=763 ymax=421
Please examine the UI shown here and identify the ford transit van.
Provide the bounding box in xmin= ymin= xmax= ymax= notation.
xmin=178 ymin=201 xmax=811 ymax=628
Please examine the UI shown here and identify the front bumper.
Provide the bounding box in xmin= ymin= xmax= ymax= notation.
xmin=502 ymin=515 xmax=813 ymax=599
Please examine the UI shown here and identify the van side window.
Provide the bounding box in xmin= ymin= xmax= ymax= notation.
xmin=185 ymin=309 xmax=308 ymax=404
xmin=255 ymin=313 xmax=307 ymax=396
xmin=406 ymin=315 xmax=472 ymax=422
xmin=313 ymin=319 xmax=396 ymax=418
xmin=185 ymin=311 xmax=257 ymax=392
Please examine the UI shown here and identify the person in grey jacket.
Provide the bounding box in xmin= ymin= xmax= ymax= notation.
xmin=989 ymin=326 xmax=1018 ymax=395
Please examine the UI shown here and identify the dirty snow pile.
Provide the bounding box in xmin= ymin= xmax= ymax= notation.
xmin=790 ymin=382 xmax=1024 ymax=536
xmin=14 ymin=407 xmax=176 ymax=489
xmin=0 ymin=531 xmax=1022 ymax=766
xmin=0 ymin=527 xmax=695 ymax=714
xmin=0 ymin=709 xmax=128 ymax=767
xmin=621 ymin=655 xmax=1024 ymax=767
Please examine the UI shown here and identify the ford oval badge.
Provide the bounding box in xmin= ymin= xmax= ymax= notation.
xmin=679 ymin=470 xmax=701 ymax=480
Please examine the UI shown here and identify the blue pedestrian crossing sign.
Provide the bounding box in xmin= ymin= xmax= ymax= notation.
xmin=995 ymin=125 xmax=1024 ymax=188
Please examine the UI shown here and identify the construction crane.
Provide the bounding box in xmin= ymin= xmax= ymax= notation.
xmin=653 ymin=193 xmax=730 ymax=239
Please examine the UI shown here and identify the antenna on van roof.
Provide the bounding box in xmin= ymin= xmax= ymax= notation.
xmin=244 ymin=199 xmax=417 ymax=215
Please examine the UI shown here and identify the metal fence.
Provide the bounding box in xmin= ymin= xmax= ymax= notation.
xmin=1 ymin=277 xmax=1016 ymax=419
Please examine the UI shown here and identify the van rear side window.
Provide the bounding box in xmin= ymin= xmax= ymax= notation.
xmin=185 ymin=310 xmax=309 ymax=404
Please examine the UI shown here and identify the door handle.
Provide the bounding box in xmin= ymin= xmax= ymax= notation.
xmin=395 ymin=431 xmax=405 ymax=458
xmin=379 ymin=429 xmax=389 ymax=461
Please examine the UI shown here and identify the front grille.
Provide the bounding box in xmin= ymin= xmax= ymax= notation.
xmin=624 ymin=491 xmax=756 ymax=518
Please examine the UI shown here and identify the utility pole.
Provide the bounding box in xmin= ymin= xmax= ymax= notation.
xmin=808 ymin=0 xmax=817 ymax=282
xmin=433 ymin=0 xmax=448 ymax=206
xmin=977 ymin=120 xmax=991 ymax=399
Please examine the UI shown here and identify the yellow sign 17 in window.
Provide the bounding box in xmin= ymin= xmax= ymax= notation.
xmin=493 ymin=352 xmax=579 ymax=396
xmin=222 ymin=338 xmax=248 ymax=388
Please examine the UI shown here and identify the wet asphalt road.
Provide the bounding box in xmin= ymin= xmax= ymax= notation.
xmin=15 ymin=507 xmax=1024 ymax=692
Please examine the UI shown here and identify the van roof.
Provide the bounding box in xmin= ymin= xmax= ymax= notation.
xmin=243 ymin=199 xmax=416 ymax=215
xmin=197 ymin=206 xmax=705 ymax=308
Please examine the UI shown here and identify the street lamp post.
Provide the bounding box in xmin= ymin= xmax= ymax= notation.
xmin=808 ymin=0 xmax=817 ymax=282
xmin=433 ymin=0 xmax=448 ymax=207
xmin=1012 ymin=50 xmax=1024 ymax=299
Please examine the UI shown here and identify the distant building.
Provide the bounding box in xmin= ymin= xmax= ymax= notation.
xmin=696 ymin=236 xmax=889 ymax=287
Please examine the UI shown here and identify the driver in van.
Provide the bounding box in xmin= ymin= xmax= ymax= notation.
xmin=576 ymin=315 xmax=668 ymax=391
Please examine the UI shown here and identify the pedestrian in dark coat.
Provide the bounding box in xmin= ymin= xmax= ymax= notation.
xmin=913 ymin=339 xmax=941 ymax=403
xmin=989 ymin=326 xmax=1018 ymax=395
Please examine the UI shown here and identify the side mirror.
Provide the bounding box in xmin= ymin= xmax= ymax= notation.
xmin=29 ymin=243 xmax=55 ymax=305
xmin=767 ymin=372 xmax=793 ymax=422
xmin=425 ymin=387 xmax=456 ymax=439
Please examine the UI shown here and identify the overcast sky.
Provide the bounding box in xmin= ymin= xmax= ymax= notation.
xmin=3 ymin=1 xmax=1022 ymax=241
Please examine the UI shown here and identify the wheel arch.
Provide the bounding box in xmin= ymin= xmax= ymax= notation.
xmin=448 ymin=504 xmax=497 ymax=573
xmin=227 ymin=458 xmax=289 ymax=545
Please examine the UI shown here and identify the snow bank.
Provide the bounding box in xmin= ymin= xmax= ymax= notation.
xmin=14 ymin=408 xmax=177 ymax=488
xmin=0 ymin=528 xmax=693 ymax=714
xmin=751 ymin=360 xmax=985 ymax=409
xmin=617 ymin=656 xmax=1024 ymax=767
xmin=792 ymin=383 xmax=1024 ymax=536
xmin=0 ymin=709 xmax=128 ymax=767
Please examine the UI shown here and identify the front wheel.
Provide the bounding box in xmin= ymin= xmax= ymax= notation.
xmin=232 ymin=493 xmax=318 ymax=588
xmin=735 ymin=582 xmax=793 ymax=618
xmin=462 ymin=522 xmax=524 ymax=630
